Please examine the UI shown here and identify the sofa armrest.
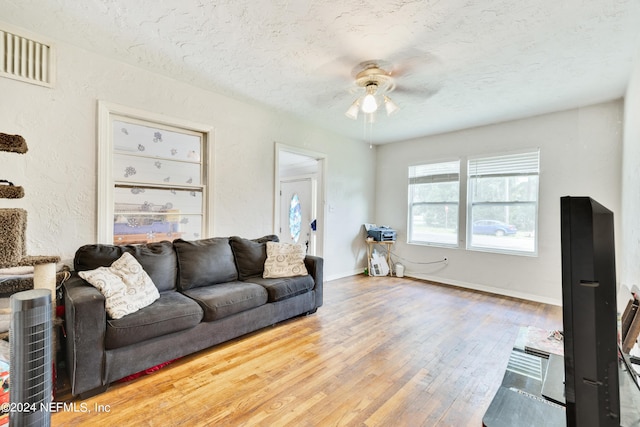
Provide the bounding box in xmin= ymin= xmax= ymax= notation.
xmin=64 ymin=273 xmax=107 ymax=396
xmin=304 ymin=255 xmax=323 ymax=307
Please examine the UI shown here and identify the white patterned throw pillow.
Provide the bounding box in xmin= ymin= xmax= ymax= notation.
xmin=78 ymin=252 xmax=160 ymax=319
xmin=263 ymin=242 xmax=308 ymax=278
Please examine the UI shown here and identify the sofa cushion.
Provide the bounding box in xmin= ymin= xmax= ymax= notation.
xmin=105 ymin=291 xmax=203 ymax=350
xmin=229 ymin=235 xmax=279 ymax=280
xmin=263 ymin=242 xmax=308 ymax=278
xmin=74 ymin=241 xmax=178 ymax=292
xmin=174 ymin=238 xmax=238 ymax=290
xmin=182 ymin=282 xmax=268 ymax=321
xmin=244 ymin=275 xmax=314 ymax=302
xmin=79 ymin=252 xmax=160 ymax=320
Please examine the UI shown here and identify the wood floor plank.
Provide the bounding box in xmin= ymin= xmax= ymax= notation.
xmin=52 ymin=275 xmax=562 ymax=426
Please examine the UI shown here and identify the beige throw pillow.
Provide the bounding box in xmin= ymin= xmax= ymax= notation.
xmin=79 ymin=252 xmax=160 ymax=319
xmin=263 ymin=242 xmax=308 ymax=278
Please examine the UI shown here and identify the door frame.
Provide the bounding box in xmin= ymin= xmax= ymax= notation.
xmin=279 ymin=175 xmax=317 ymax=252
xmin=274 ymin=143 xmax=327 ymax=257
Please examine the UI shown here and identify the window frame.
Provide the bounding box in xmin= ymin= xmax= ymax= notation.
xmin=466 ymin=149 xmax=540 ymax=256
xmin=97 ymin=101 xmax=214 ymax=244
xmin=407 ymin=159 xmax=461 ymax=248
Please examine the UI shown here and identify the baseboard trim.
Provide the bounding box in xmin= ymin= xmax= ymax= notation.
xmin=326 ymin=268 xmax=366 ymax=282
xmin=403 ymin=273 xmax=562 ymax=307
xmin=325 ymin=269 xmax=562 ymax=306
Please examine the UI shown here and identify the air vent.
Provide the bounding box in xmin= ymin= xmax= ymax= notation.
xmin=0 ymin=25 xmax=54 ymax=87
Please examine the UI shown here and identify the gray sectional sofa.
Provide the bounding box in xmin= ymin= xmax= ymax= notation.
xmin=63 ymin=235 xmax=323 ymax=398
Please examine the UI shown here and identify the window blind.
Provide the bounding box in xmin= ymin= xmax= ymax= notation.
xmin=468 ymin=151 xmax=539 ymax=178
xmin=409 ymin=160 xmax=460 ymax=184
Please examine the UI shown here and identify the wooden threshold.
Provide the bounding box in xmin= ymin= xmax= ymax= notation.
xmin=52 ymin=275 xmax=561 ymax=426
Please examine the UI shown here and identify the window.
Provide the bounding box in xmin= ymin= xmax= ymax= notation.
xmin=408 ymin=160 xmax=460 ymax=246
xmin=98 ymin=102 xmax=213 ymax=245
xmin=467 ymin=150 xmax=540 ymax=255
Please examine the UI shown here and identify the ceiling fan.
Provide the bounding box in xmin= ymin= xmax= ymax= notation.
xmin=344 ymin=60 xmax=400 ymax=122
xmin=314 ymin=49 xmax=440 ymax=124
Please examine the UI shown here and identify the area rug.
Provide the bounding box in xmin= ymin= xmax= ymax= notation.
xmin=117 ymin=358 xmax=181 ymax=383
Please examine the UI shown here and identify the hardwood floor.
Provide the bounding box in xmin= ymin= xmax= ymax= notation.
xmin=52 ymin=275 xmax=562 ymax=426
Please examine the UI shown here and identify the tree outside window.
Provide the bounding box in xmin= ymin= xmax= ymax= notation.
xmin=408 ymin=161 xmax=460 ymax=247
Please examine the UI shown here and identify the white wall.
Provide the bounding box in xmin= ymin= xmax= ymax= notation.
xmin=0 ymin=37 xmax=376 ymax=279
xmin=621 ymin=47 xmax=640 ymax=299
xmin=376 ymin=101 xmax=623 ymax=305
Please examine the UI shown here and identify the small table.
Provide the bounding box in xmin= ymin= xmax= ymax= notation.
xmin=483 ymin=326 xmax=640 ymax=426
xmin=366 ymin=240 xmax=394 ymax=276
xmin=482 ymin=327 xmax=565 ymax=427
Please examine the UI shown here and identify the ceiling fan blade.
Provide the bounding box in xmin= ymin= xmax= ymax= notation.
xmin=313 ymin=48 xmax=444 ymax=113
xmin=315 ymin=54 xmax=364 ymax=80
xmin=387 ymin=48 xmax=442 ymax=78
xmin=312 ymin=85 xmax=358 ymax=108
xmin=393 ymin=84 xmax=440 ymax=101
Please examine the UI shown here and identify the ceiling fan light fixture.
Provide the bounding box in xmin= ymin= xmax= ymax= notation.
xmin=345 ymin=99 xmax=360 ymax=120
xmin=383 ymin=95 xmax=399 ymax=116
xmin=361 ymin=83 xmax=379 ymax=113
xmin=361 ymin=94 xmax=377 ymax=113
xmin=345 ymin=61 xmax=404 ymax=124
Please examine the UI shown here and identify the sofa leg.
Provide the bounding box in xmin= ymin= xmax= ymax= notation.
xmin=306 ymin=308 xmax=318 ymax=315
xmin=78 ymin=384 xmax=109 ymax=400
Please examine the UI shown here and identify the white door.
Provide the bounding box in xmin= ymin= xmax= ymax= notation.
xmin=280 ymin=177 xmax=316 ymax=254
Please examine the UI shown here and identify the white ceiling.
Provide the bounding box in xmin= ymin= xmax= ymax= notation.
xmin=2 ymin=0 xmax=640 ymax=144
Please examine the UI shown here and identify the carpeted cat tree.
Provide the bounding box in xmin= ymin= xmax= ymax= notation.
xmin=0 ymin=133 xmax=28 ymax=154
xmin=0 ymin=133 xmax=61 ymax=296
xmin=0 ymin=206 xmax=59 ymax=269
xmin=0 ymin=133 xmax=70 ymax=415
xmin=0 ymin=134 xmax=26 ymax=200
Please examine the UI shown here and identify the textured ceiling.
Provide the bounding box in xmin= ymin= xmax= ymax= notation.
xmin=2 ymin=0 xmax=640 ymax=144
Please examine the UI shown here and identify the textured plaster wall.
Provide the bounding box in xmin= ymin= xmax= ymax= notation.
xmin=0 ymin=40 xmax=376 ymax=279
xmin=621 ymin=47 xmax=640 ymax=299
xmin=376 ymin=101 xmax=623 ymax=305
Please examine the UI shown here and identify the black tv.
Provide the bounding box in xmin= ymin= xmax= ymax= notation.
xmin=561 ymin=196 xmax=620 ymax=426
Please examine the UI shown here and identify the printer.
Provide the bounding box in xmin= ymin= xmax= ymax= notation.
xmin=367 ymin=226 xmax=397 ymax=242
